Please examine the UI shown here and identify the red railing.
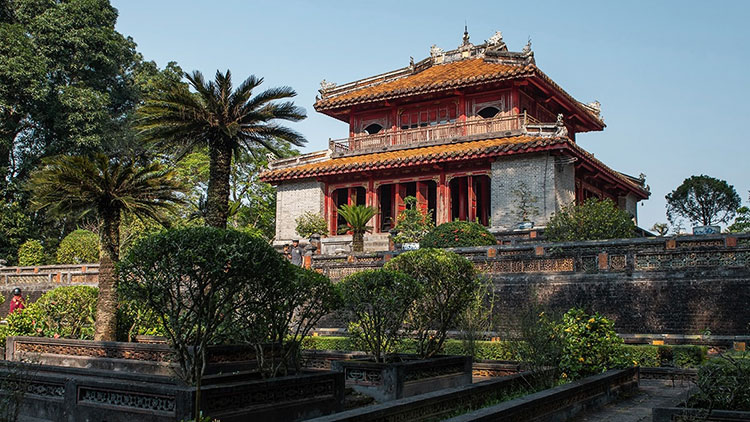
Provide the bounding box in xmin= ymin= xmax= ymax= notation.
xmin=329 ymin=113 xmax=541 ymax=154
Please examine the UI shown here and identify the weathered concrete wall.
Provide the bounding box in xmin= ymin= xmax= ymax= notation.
xmin=491 ymin=153 xmax=572 ymax=230
xmin=275 ymin=179 xmax=325 ymax=242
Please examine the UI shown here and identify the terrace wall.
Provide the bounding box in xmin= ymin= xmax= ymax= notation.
xmin=312 ymin=233 xmax=750 ymax=335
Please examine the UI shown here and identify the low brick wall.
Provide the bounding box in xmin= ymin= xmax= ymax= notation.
xmin=312 ymin=234 xmax=750 ymax=335
xmin=0 ymin=264 xmax=98 ymax=316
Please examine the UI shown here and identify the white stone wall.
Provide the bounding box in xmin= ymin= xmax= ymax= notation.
xmin=490 ymin=153 xmax=574 ymax=230
xmin=618 ymin=193 xmax=639 ymax=225
xmin=275 ymin=179 xmax=325 ymax=242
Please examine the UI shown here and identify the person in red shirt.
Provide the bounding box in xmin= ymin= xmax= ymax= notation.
xmin=9 ymin=287 xmax=24 ymax=314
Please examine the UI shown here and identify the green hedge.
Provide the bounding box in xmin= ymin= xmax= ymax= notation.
xmin=622 ymin=344 xmax=707 ymax=368
xmin=303 ymin=336 xmax=706 ymax=367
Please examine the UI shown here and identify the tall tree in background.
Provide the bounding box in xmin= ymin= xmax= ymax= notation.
xmin=0 ymin=0 xmax=186 ymax=262
xmin=29 ymin=153 xmax=184 ymax=341
xmin=136 ymin=70 xmax=307 ymax=228
xmin=665 ymin=175 xmax=740 ymax=227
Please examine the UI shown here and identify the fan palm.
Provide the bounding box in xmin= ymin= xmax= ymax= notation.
xmin=29 ymin=153 xmax=185 ymax=341
xmin=136 ymin=70 xmax=306 ymax=228
xmin=337 ymin=204 xmax=377 ymax=253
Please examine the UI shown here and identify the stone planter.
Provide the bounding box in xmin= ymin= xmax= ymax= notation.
xmin=1 ymin=362 xmax=344 ymax=422
xmin=331 ymin=355 xmax=472 ymax=402
xmin=5 ymin=336 xmax=276 ymax=376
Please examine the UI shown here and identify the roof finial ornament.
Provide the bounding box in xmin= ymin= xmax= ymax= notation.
xmin=462 ymin=22 xmax=470 ymax=46
xmin=554 ymin=114 xmax=568 ymax=137
xmin=522 ymin=37 xmax=532 ymax=54
xmin=487 ymin=31 xmax=504 ymax=46
xmin=319 ymin=79 xmax=336 ymax=95
xmin=409 ymin=56 xmax=415 ymax=71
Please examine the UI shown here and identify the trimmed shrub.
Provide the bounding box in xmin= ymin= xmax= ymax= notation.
xmin=558 ymin=308 xmax=626 ymax=380
xmin=339 ymin=269 xmax=419 ymax=362
xmin=385 ymin=248 xmax=479 ymax=358
xmin=672 ymin=345 xmax=708 ymax=368
xmin=56 ymin=229 xmax=99 ymax=264
xmin=546 ymin=198 xmax=635 ymax=242
xmin=622 ymin=345 xmax=660 ymax=367
xmin=17 ymin=240 xmax=45 ymax=266
xmin=420 ymin=221 xmax=496 ymax=248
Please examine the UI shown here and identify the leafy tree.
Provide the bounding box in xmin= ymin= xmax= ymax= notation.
xmin=728 ymin=206 xmax=750 ymax=233
xmin=384 ymin=248 xmax=479 ymax=358
xmin=0 ymin=199 xmax=32 ymax=264
xmin=665 ymin=175 xmax=741 ymax=227
xmin=392 ymin=196 xmax=434 ymax=244
xmin=650 ymin=223 xmax=669 ymax=236
xmin=137 ymin=69 xmax=307 ymax=228
xmin=17 ymin=239 xmax=44 ymax=266
xmin=339 ymin=269 xmax=420 ymax=362
xmin=557 ymin=308 xmax=625 ymax=380
xmin=56 ymin=229 xmax=99 ymax=264
xmin=546 ymin=198 xmax=635 ymax=242
xmin=295 ymin=211 xmax=328 ymax=239
xmin=0 ymin=0 xmax=142 ymax=195
xmin=337 ymin=204 xmax=376 ymax=253
xmin=30 ymin=153 xmax=184 ymax=341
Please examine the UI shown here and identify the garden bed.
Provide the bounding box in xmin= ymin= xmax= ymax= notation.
xmin=5 ymin=336 xmax=273 ymax=376
xmin=306 ymin=367 xmax=637 ymax=422
xmin=330 ymin=355 xmax=472 ymax=402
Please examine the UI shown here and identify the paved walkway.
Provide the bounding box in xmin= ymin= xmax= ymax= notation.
xmin=567 ymin=379 xmax=693 ymax=422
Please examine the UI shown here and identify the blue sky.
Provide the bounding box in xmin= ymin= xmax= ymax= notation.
xmin=111 ymin=0 xmax=750 ymax=231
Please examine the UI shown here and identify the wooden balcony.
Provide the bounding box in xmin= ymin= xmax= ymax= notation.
xmin=329 ymin=113 xmax=542 ymax=156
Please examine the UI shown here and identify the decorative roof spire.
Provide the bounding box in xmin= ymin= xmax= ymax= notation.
xmin=462 ymin=23 xmax=470 ymax=46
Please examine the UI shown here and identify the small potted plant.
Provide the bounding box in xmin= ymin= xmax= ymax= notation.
xmin=512 ymin=182 xmax=540 ymax=230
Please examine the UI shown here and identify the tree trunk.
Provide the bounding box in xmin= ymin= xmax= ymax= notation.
xmin=94 ymin=209 xmax=120 ymax=341
xmin=205 ymin=144 xmax=232 ymax=229
xmin=352 ymin=232 xmax=364 ymax=253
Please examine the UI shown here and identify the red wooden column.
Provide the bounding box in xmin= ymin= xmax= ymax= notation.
xmin=458 ymin=93 xmax=467 ymax=136
xmin=326 ymin=186 xmax=337 ymax=236
xmin=458 ymin=177 xmax=467 ymax=221
xmin=511 ymin=88 xmax=520 ymax=115
xmin=437 ymin=173 xmax=450 ymax=224
xmin=367 ymin=179 xmax=378 ymax=233
xmin=467 ymin=175 xmax=476 ymax=222
xmin=416 ymin=181 xmax=429 ymax=213
xmin=394 ymin=183 xmax=406 ymax=221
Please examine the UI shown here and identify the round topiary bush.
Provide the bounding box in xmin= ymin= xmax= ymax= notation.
xmin=18 ymin=239 xmax=45 ymax=266
xmin=420 ymin=221 xmax=496 ymax=248
xmin=56 ymin=229 xmax=99 ymax=264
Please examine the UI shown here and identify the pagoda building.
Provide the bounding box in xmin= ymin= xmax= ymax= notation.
xmin=260 ymin=30 xmax=650 ymax=251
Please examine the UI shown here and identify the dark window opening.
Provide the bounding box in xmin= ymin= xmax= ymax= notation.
xmin=478 ymin=106 xmax=500 ymax=119
xmin=379 ymin=185 xmax=393 ymax=232
xmin=364 ymin=123 xmax=383 ymax=134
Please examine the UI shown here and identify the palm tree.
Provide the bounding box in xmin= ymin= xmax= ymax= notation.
xmin=29 ymin=153 xmax=184 ymax=341
xmin=136 ymin=70 xmax=306 ymax=228
xmin=337 ymin=204 xmax=377 ymax=253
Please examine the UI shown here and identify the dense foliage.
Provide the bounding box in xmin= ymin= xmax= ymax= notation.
xmin=0 ymin=200 xmax=32 ymax=265
xmin=420 ymin=221 xmax=496 ymax=248
xmin=118 ymin=227 xmax=339 ymax=393
xmin=728 ymin=205 xmax=750 ymax=233
xmin=17 ymin=239 xmax=45 ymax=266
xmin=392 ymin=196 xmax=434 ymax=244
xmin=688 ymin=354 xmax=750 ymax=411
xmin=665 ymin=175 xmax=741 ymax=227
xmin=295 ymin=211 xmax=328 ymax=239
xmin=384 ymin=248 xmax=479 ymax=358
xmin=339 ymin=269 xmax=420 ymax=362
xmin=55 ymin=229 xmax=99 ymax=264
xmin=5 ymin=286 xmax=98 ymax=341
xmin=557 ymin=308 xmax=626 ymax=380
xmin=546 ymin=198 xmax=635 ymax=242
